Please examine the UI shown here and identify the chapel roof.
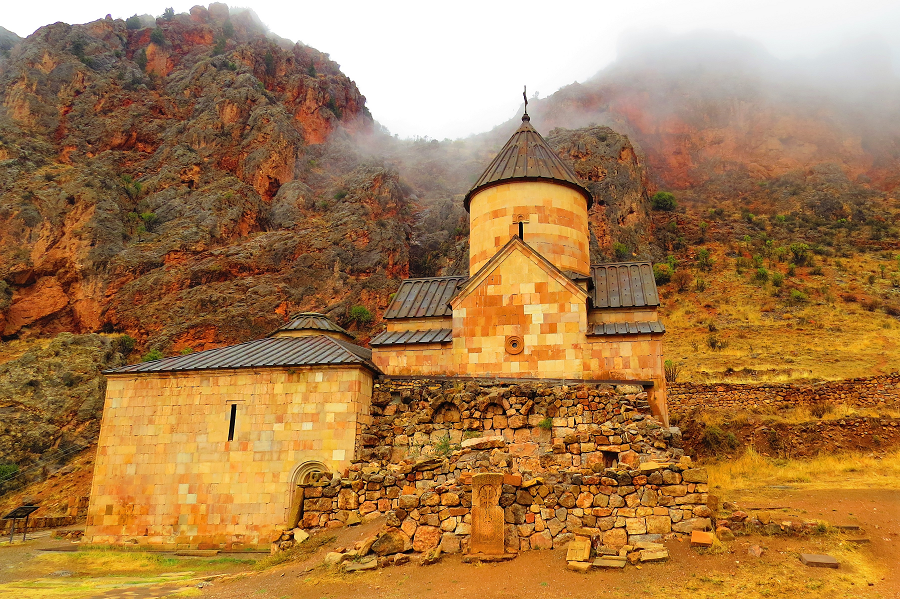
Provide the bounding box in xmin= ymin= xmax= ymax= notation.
xmin=463 ymin=114 xmax=594 ymax=211
xmin=589 ymin=262 xmax=660 ymax=308
xmin=103 ymin=335 xmax=379 ymax=375
xmin=383 ymin=276 xmax=467 ymax=319
xmin=271 ymin=312 xmax=354 ymax=339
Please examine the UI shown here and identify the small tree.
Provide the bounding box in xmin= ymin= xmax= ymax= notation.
xmin=664 ymin=359 xmax=680 ymax=383
xmin=612 ymin=242 xmax=629 ymax=260
xmin=348 ymin=305 xmax=373 ymax=325
xmin=125 ymin=15 xmax=142 ymax=30
xmin=162 ymin=7 xmax=175 ymax=20
xmin=651 ymin=191 xmax=677 ymax=211
xmin=653 ymin=263 xmax=671 ymax=285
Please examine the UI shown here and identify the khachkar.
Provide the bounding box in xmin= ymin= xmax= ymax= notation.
xmin=465 ymin=473 xmax=516 ymax=561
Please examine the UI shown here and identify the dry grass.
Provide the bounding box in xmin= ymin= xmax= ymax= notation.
xmin=661 ymin=245 xmax=900 ymax=383
xmin=704 ymin=447 xmax=900 ymax=494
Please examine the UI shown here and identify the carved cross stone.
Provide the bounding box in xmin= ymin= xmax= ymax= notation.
xmin=470 ymin=473 xmax=505 ymax=555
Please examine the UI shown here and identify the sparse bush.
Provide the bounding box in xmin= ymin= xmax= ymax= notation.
xmin=706 ymin=334 xmax=728 ymax=351
xmin=810 ymin=266 xmax=823 ymax=276
xmin=135 ymin=48 xmax=147 ymax=71
xmin=141 ymin=349 xmax=164 ymax=362
xmin=161 ymin=7 xmax=175 ymax=20
xmin=771 ymin=272 xmax=784 ymax=287
xmin=434 ymin=434 xmax=453 ymax=456
xmin=810 ymin=401 xmax=834 ymax=419
xmin=650 ymin=191 xmax=677 ymax=211
xmin=653 ymin=263 xmax=671 ymax=285
xmin=348 ymin=305 xmax=373 ymax=325
xmin=787 ymin=263 xmax=796 ymax=277
xmin=702 ymin=425 xmax=739 ymax=454
xmin=694 ymin=277 xmax=707 ymax=292
xmin=787 ymin=289 xmax=808 ymax=306
xmin=333 ymin=190 xmax=348 ymax=200
xmin=613 ymin=242 xmax=629 ymax=260
xmin=223 ymin=19 xmax=235 ymax=38
xmin=538 ymin=417 xmax=553 ymax=431
xmin=125 ymin=15 xmax=142 ymax=30
xmin=884 ymin=303 xmax=900 ymax=317
xmin=696 ymin=248 xmax=713 ymax=272
xmin=664 ymin=359 xmax=680 ymax=383
xmin=698 ymin=221 xmax=708 ymax=242
xmin=790 ymin=243 xmax=811 ymax=266
xmin=673 ymin=270 xmax=691 ymax=292
xmin=116 ymin=334 xmax=136 ymax=355
xmin=861 ymin=297 xmax=881 ymax=312
xmin=754 ymin=267 xmax=769 ymax=283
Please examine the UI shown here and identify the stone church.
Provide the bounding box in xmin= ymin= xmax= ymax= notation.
xmin=85 ymin=113 xmax=666 ymax=548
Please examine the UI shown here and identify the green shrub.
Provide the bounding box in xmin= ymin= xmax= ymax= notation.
xmin=651 ymin=191 xmax=677 ymax=211
xmin=141 ymin=349 xmax=164 ymax=362
xmin=696 ymin=248 xmax=713 ymax=272
xmin=223 ymin=19 xmax=235 ymax=38
xmin=787 ymin=289 xmax=807 ymax=306
xmin=135 ymin=48 xmax=147 ymax=72
xmin=538 ymin=417 xmax=553 ymax=431
xmin=613 ymin=242 xmax=629 ymax=260
xmin=161 ymin=7 xmax=175 ymax=20
xmin=771 ymin=272 xmax=784 ymax=287
xmin=333 ymin=190 xmax=348 ymax=200
xmin=125 ymin=15 xmax=142 ymax=30
xmin=754 ymin=267 xmax=769 ymax=283
xmin=0 ymin=464 xmax=19 ymax=482
xmin=434 ymin=434 xmax=453 ymax=456
xmin=116 ymin=334 xmax=136 ymax=355
xmin=150 ymin=27 xmax=166 ymax=46
xmin=653 ymin=263 xmax=671 ymax=285
xmin=664 ymin=359 xmax=680 ymax=383
xmin=790 ymin=243 xmax=811 ymax=266
xmin=348 ymin=305 xmax=373 ymax=325
xmin=694 ymin=277 xmax=707 ymax=292
xmin=702 ymin=425 xmax=739 ymax=454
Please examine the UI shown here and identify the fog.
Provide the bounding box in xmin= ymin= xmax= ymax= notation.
xmin=2 ymin=0 xmax=899 ymax=139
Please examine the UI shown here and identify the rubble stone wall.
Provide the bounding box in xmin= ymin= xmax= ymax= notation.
xmin=298 ymin=461 xmax=710 ymax=554
xmin=667 ymin=373 xmax=900 ymax=413
xmin=358 ymin=379 xmax=680 ymax=469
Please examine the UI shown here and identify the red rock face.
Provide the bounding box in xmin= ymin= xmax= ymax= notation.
xmin=0 ymin=6 xmax=388 ymax=346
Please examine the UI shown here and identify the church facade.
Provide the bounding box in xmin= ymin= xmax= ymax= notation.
xmin=84 ymin=113 xmax=666 ymax=549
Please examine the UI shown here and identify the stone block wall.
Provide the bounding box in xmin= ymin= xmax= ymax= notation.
xmin=668 ymin=373 xmax=900 ymax=413
xmin=85 ymin=365 xmax=373 ymax=549
xmin=297 ymin=459 xmax=710 ymax=554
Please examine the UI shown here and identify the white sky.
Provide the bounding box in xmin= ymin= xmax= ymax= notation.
xmin=3 ymin=1 xmax=899 ymax=139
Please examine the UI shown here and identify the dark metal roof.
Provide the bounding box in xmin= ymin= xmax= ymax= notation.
xmin=370 ymin=328 xmax=453 ymax=346
xmin=590 ymin=262 xmax=660 ymax=308
xmin=464 ymin=115 xmax=593 ymax=211
xmin=272 ymin=312 xmax=353 ymax=338
xmin=103 ymin=335 xmax=379 ymax=375
xmin=384 ymin=277 xmax=467 ymax=320
xmin=587 ymin=321 xmax=665 ymax=336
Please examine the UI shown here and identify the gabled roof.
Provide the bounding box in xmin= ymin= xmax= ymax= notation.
xmin=464 ymin=115 xmax=593 ymax=211
xmin=103 ymin=335 xmax=380 ymax=375
xmin=270 ymin=312 xmax=353 ymax=339
xmin=590 ymin=262 xmax=660 ymax=309
xmin=370 ymin=328 xmax=453 ymax=346
xmin=384 ymin=276 xmax=467 ymax=320
xmin=450 ymin=237 xmax=588 ymax=309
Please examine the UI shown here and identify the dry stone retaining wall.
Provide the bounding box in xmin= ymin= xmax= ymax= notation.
xmin=668 ymin=373 xmax=900 ymax=413
xmin=297 ymin=460 xmax=710 ymax=555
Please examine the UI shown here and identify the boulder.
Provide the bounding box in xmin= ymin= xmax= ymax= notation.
xmin=372 ymin=529 xmax=412 ymax=556
xmin=412 ymin=526 xmax=442 ymax=552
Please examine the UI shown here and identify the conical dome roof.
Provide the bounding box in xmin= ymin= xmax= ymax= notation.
xmin=463 ymin=115 xmax=593 ymax=211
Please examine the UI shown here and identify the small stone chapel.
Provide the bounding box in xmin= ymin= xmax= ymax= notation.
xmin=84 ymin=111 xmax=667 ymax=549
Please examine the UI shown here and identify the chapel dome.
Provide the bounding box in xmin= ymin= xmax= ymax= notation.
xmin=269 ymin=312 xmax=354 ymax=340
xmin=463 ymin=114 xmax=593 ymax=212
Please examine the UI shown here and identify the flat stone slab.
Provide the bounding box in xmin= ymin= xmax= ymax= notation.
xmin=462 ymin=553 xmax=517 ymax=563
xmin=639 ymin=549 xmax=669 ymax=562
xmin=174 ymin=550 xmax=219 ymax=557
xmin=461 ymin=436 xmax=506 ymax=450
xmin=343 ymin=559 xmax=378 ymax=572
xmin=845 ymin=537 xmax=871 ymax=544
xmin=800 ymin=554 xmax=839 ymax=569
xmin=593 ymin=557 xmax=627 ymax=569
xmin=566 ymin=537 xmax=592 ymax=562
xmin=566 ymin=561 xmax=591 ymax=573
xmin=691 ymin=530 xmax=714 ymax=547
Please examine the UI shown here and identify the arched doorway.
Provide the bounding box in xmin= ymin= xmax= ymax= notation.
xmin=287 ymin=461 xmax=331 ymax=528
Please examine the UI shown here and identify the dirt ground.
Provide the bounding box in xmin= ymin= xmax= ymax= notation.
xmin=196 ymin=488 xmax=899 ymax=599
xmin=0 ymin=487 xmax=896 ymax=599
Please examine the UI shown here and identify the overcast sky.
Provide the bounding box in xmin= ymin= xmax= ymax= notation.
xmin=3 ymin=1 xmax=899 ymax=139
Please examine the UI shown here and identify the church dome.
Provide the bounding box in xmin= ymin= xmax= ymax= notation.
xmin=270 ymin=312 xmax=354 ymax=340
xmin=463 ymin=115 xmax=593 ymax=212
